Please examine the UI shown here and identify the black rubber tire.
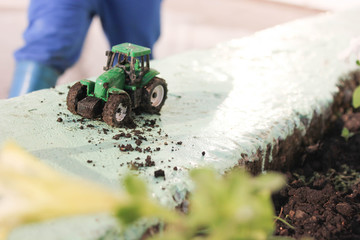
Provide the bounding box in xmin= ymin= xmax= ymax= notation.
xmin=142 ymin=77 xmax=168 ymax=114
xmin=103 ymin=94 xmax=132 ymax=127
xmin=67 ymin=82 xmax=87 ymax=114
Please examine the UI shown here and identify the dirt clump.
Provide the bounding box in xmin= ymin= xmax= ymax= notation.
xmin=145 ymin=155 xmax=155 ymax=167
xmin=274 ymin=113 xmax=360 ymax=240
xmin=154 ymin=169 xmax=165 ymax=178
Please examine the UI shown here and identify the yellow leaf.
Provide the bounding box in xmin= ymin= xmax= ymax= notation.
xmin=352 ymin=86 xmax=360 ymax=109
xmin=0 ymin=142 xmax=123 ymax=240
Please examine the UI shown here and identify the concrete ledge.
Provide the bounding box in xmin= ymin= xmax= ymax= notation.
xmin=1 ymin=8 xmax=360 ymax=240
xmin=242 ymin=71 xmax=360 ymax=174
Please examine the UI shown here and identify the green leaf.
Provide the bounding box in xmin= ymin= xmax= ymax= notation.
xmin=252 ymin=172 xmax=286 ymax=192
xmin=123 ymin=175 xmax=147 ymax=197
xmin=341 ymin=127 xmax=350 ymax=139
xmin=341 ymin=127 xmax=354 ymax=141
xmin=116 ymin=205 xmax=142 ymax=225
xmin=352 ymin=86 xmax=360 ymax=108
xmin=356 ymin=59 xmax=360 ymax=66
xmin=116 ymin=174 xmax=178 ymax=227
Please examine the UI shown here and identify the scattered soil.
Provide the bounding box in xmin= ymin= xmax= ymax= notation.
xmin=273 ymin=111 xmax=360 ymax=240
xmin=57 ymin=104 xmax=186 ymax=174
xmin=145 ymin=155 xmax=155 ymax=167
xmin=119 ymin=144 xmax=134 ymax=152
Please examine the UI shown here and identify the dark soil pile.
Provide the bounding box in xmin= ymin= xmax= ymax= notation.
xmin=273 ymin=112 xmax=360 ymax=240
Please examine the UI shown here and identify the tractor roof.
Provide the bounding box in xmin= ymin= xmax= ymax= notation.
xmin=111 ymin=43 xmax=151 ymax=57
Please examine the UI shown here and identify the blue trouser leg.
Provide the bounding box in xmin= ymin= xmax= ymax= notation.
xmin=97 ymin=0 xmax=162 ymax=58
xmin=10 ymin=0 xmax=95 ymax=98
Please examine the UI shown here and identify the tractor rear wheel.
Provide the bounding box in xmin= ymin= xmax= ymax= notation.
xmin=142 ymin=77 xmax=167 ymax=114
xmin=103 ymin=94 xmax=131 ymax=127
xmin=67 ymin=82 xmax=87 ymax=114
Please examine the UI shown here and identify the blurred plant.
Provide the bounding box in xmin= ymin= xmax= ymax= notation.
xmin=115 ymin=174 xmax=177 ymax=227
xmin=326 ymin=164 xmax=360 ymax=192
xmin=340 ymin=84 xmax=360 ymax=141
xmin=142 ymin=169 xmax=287 ymax=240
xmin=0 ymin=143 xmax=287 ymax=240
xmin=0 ymin=143 xmax=123 ymax=240
xmin=352 ymin=85 xmax=360 ymax=109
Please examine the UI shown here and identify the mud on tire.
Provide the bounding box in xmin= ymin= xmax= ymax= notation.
xmin=142 ymin=77 xmax=168 ymax=114
xmin=67 ymin=82 xmax=87 ymax=114
xmin=103 ymin=94 xmax=132 ymax=127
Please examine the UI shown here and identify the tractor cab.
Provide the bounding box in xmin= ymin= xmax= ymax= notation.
xmin=104 ymin=43 xmax=151 ymax=84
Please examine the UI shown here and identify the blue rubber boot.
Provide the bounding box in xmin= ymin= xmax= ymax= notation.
xmin=9 ymin=61 xmax=59 ymax=98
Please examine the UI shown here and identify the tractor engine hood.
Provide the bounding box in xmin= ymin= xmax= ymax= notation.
xmin=94 ymin=67 xmax=125 ymax=101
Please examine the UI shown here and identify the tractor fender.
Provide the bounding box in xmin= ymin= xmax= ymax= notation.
xmin=140 ymin=69 xmax=160 ymax=87
xmin=80 ymin=79 xmax=95 ymax=95
xmin=107 ymin=87 xmax=128 ymax=100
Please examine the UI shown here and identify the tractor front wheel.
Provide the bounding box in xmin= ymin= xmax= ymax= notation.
xmin=67 ymin=82 xmax=87 ymax=114
xmin=103 ymin=94 xmax=131 ymax=127
xmin=142 ymin=77 xmax=168 ymax=114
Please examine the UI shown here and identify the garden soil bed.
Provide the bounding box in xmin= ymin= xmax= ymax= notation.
xmin=273 ymin=111 xmax=360 ymax=239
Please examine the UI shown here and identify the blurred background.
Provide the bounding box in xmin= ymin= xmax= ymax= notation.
xmin=1 ymin=0 xmax=359 ymax=99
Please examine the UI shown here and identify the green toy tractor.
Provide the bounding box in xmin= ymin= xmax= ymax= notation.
xmin=66 ymin=43 xmax=167 ymax=127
